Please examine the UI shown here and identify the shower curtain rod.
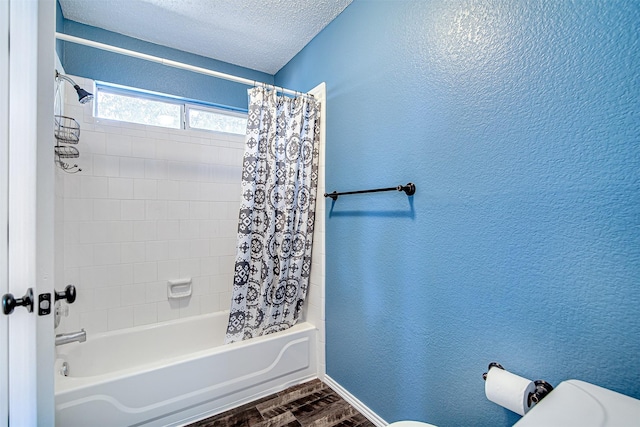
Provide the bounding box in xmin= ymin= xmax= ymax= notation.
xmin=55 ymin=32 xmax=310 ymax=98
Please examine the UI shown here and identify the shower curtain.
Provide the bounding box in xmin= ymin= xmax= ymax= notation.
xmin=225 ymin=86 xmax=320 ymax=343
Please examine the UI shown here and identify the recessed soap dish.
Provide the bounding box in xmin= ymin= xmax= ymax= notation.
xmin=167 ymin=278 xmax=192 ymax=299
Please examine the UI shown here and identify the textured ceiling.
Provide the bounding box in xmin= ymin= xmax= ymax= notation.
xmin=58 ymin=0 xmax=352 ymax=75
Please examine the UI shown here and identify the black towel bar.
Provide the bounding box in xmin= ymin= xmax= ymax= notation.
xmin=324 ymin=183 xmax=415 ymax=201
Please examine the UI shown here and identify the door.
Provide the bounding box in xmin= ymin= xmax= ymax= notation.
xmin=2 ymin=0 xmax=56 ymax=425
xmin=1 ymin=0 xmax=9 ymax=423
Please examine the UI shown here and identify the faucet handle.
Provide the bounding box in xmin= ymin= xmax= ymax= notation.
xmin=55 ymin=285 xmax=76 ymax=304
xmin=56 ymin=301 xmax=69 ymax=317
xmin=54 ymin=300 xmax=69 ymax=329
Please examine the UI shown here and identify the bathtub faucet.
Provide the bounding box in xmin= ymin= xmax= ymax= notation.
xmin=55 ymin=329 xmax=86 ymax=346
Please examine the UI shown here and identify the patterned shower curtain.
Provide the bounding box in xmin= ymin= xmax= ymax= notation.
xmin=225 ymin=86 xmax=320 ymax=343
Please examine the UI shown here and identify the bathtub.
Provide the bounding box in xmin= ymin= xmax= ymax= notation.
xmin=55 ymin=311 xmax=317 ymax=427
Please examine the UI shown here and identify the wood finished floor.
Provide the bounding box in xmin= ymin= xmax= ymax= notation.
xmin=185 ymin=379 xmax=376 ymax=427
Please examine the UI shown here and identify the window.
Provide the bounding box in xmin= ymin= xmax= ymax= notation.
xmin=95 ymin=82 xmax=247 ymax=134
xmin=96 ymin=89 xmax=182 ymax=129
xmin=187 ymin=105 xmax=247 ymax=135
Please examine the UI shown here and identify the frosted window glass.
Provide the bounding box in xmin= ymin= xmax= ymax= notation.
xmin=188 ymin=107 xmax=247 ymax=135
xmin=96 ymin=91 xmax=181 ymax=129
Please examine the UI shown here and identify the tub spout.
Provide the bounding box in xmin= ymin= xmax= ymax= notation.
xmin=55 ymin=329 xmax=86 ymax=346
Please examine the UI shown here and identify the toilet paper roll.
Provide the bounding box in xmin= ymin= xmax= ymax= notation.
xmin=485 ymin=367 xmax=536 ymax=416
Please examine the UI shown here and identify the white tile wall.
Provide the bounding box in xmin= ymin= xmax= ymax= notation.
xmin=56 ymin=76 xmax=244 ymax=334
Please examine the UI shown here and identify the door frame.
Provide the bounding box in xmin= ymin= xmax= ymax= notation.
xmin=4 ymin=0 xmax=55 ymax=425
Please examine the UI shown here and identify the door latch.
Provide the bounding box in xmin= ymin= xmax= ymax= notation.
xmin=38 ymin=293 xmax=51 ymax=316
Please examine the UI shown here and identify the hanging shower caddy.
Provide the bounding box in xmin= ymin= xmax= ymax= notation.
xmin=54 ymin=114 xmax=82 ymax=173
xmin=54 ymin=69 xmax=93 ymax=174
xmin=55 ymin=115 xmax=80 ymax=143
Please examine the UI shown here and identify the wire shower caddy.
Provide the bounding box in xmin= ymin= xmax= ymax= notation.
xmin=54 ymin=115 xmax=80 ymax=143
xmin=54 ymin=115 xmax=82 ymax=173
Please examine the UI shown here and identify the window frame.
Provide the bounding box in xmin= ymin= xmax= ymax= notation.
xmin=94 ymin=81 xmax=248 ymax=135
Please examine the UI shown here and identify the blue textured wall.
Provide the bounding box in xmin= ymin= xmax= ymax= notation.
xmin=276 ymin=1 xmax=640 ymax=426
xmin=59 ymin=19 xmax=274 ymax=109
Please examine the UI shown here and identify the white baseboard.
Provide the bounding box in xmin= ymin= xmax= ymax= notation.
xmin=324 ymin=375 xmax=388 ymax=427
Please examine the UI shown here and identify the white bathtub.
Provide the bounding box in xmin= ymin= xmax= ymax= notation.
xmin=55 ymin=311 xmax=317 ymax=426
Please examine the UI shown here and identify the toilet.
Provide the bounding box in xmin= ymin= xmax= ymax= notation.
xmin=513 ymin=379 xmax=640 ymax=426
xmin=388 ymin=422 xmax=437 ymax=427
xmin=387 ymin=380 xmax=640 ymax=427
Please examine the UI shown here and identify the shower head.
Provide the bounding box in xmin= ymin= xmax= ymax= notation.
xmin=74 ymin=86 xmax=93 ymax=104
xmin=55 ymin=70 xmax=94 ymax=104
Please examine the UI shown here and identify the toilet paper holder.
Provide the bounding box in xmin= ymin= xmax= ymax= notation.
xmin=483 ymin=362 xmax=554 ymax=406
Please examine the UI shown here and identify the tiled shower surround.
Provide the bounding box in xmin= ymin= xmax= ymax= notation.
xmin=56 ymin=79 xmax=244 ymax=334
xmin=55 ymin=75 xmax=326 ymax=376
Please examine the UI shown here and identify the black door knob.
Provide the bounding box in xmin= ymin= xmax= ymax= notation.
xmin=2 ymin=288 xmax=34 ymax=315
xmin=55 ymin=284 xmax=76 ymax=304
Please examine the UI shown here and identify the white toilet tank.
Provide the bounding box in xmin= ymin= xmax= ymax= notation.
xmin=513 ymin=379 xmax=640 ymax=427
